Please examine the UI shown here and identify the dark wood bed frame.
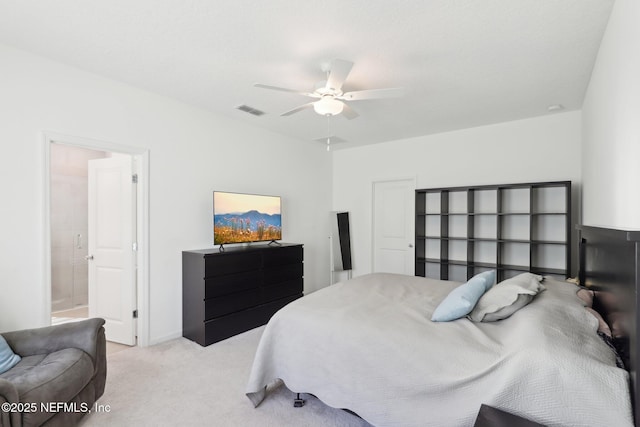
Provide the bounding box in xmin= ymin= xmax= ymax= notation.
xmin=578 ymin=225 xmax=640 ymax=425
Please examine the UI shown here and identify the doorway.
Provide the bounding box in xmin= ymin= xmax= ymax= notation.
xmin=372 ymin=178 xmax=416 ymax=275
xmin=44 ymin=133 xmax=149 ymax=347
xmin=50 ymin=145 xmax=107 ymax=318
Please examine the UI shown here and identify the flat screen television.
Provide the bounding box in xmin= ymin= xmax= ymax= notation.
xmin=213 ymin=191 xmax=282 ymax=246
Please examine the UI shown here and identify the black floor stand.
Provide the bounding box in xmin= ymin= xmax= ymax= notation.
xmin=293 ymin=393 xmax=305 ymax=407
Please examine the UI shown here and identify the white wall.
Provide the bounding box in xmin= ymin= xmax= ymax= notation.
xmin=333 ymin=112 xmax=582 ymax=277
xmin=0 ymin=43 xmax=332 ymax=341
xmin=582 ymin=0 xmax=640 ymax=229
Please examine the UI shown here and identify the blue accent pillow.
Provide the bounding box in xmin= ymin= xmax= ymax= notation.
xmin=0 ymin=335 xmax=21 ymax=374
xmin=431 ymin=270 xmax=496 ymax=322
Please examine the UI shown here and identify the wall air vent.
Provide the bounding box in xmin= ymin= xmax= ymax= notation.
xmin=236 ymin=105 xmax=266 ymax=116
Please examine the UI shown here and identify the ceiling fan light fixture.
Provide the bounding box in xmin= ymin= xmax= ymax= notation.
xmin=314 ymin=96 xmax=344 ymax=116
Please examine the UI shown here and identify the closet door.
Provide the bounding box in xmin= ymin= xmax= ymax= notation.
xmin=373 ymin=179 xmax=415 ymax=275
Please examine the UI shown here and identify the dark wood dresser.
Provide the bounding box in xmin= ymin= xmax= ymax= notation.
xmin=182 ymin=243 xmax=303 ymax=346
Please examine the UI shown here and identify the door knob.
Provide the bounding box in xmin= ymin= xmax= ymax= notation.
xmin=408 ymin=244 xmax=414 ymax=248
xmin=85 ymin=255 xmax=94 ymax=260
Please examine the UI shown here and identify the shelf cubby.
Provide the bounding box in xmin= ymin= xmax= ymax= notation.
xmin=448 ymin=215 xmax=467 ymax=238
xmin=474 ymin=189 xmax=497 ymax=213
xmin=501 ymin=215 xmax=530 ymax=240
xmin=473 ymin=215 xmax=497 ymax=238
xmin=448 ymin=265 xmax=468 ymax=282
xmin=501 ymin=187 xmax=530 ymax=213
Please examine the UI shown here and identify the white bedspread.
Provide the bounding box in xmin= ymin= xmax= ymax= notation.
xmin=246 ymin=273 xmax=633 ymax=427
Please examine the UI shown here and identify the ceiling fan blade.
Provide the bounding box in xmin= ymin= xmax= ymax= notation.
xmin=325 ymin=59 xmax=354 ymax=92
xmin=281 ymin=102 xmax=315 ymax=116
xmin=341 ymin=103 xmax=359 ymax=120
xmin=254 ymin=83 xmax=315 ymax=97
xmin=340 ymin=87 xmax=404 ymax=101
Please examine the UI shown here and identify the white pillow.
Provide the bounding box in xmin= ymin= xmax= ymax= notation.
xmin=468 ymin=273 xmax=545 ymax=322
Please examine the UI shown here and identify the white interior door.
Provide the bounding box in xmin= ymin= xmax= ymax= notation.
xmin=373 ymin=179 xmax=415 ymax=275
xmin=88 ymin=156 xmax=136 ymax=345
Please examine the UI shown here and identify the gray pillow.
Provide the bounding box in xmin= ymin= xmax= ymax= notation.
xmin=468 ymin=273 xmax=545 ymax=322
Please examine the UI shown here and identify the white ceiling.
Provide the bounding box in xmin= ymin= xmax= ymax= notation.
xmin=0 ymin=0 xmax=614 ymax=149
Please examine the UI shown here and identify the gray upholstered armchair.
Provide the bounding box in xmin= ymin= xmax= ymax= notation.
xmin=0 ymin=318 xmax=106 ymax=427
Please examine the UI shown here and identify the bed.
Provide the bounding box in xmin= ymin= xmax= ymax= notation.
xmin=245 ymin=226 xmax=639 ymax=426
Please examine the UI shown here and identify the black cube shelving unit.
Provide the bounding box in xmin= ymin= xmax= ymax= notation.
xmin=415 ymin=181 xmax=571 ymax=282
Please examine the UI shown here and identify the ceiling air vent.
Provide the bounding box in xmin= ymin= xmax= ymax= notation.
xmin=236 ymin=105 xmax=265 ymax=116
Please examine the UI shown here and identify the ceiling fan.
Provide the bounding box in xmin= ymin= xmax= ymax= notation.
xmin=254 ymin=59 xmax=403 ymax=120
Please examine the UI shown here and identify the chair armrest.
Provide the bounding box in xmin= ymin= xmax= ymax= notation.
xmin=0 ymin=378 xmax=18 ymax=404
xmin=2 ymin=318 xmax=105 ymax=363
xmin=0 ymin=378 xmax=20 ymax=427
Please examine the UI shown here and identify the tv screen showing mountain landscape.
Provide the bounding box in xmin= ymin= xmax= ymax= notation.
xmin=213 ymin=192 xmax=282 ymax=245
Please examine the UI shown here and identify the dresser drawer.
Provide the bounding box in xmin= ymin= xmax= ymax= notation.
xmin=204 ymin=270 xmax=261 ymax=298
xmin=204 ymin=288 xmax=261 ymax=320
xmin=203 ymin=294 xmax=301 ymax=345
xmin=262 ymin=279 xmax=303 ymax=303
xmin=204 ymin=252 xmax=262 ymax=277
xmin=263 ymin=245 xmax=303 ymax=267
xmin=264 ymin=263 xmax=303 ymax=286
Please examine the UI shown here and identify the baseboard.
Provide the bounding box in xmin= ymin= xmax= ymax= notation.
xmin=147 ymin=330 xmax=182 ymax=346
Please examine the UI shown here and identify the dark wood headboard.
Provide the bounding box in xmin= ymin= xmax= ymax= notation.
xmin=578 ymin=225 xmax=640 ymax=425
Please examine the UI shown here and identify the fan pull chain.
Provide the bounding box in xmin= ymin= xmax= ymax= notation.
xmin=326 ymin=115 xmax=331 ymax=152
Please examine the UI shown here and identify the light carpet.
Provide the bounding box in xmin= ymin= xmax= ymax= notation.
xmin=79 ymin=326 xmax=373 ymax=427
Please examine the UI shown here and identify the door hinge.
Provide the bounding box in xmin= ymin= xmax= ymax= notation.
xmin=133 ymin=310 xmax=138 ymax=319
xmin=132 ymin=174 xmax=138 ymax=184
